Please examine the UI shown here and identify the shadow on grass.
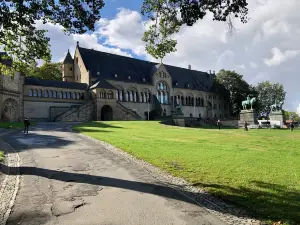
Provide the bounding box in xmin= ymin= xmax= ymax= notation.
xmin=192 ymin=181 xmax=300 ymax=224
xmin=74 ymin=122 xmax=124 ymax=129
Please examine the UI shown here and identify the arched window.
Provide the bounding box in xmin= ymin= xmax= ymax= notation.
xmin=63 ymin=92 xmax=66 ymax=99
xmin=161 ymin=92 xmax=164 ymax=104
xmin=100 ymin=91 xmax=106 ymax=98
xmin=140 ymin=92 xmax=143 ymax=102
xmin=53 ymin=91 xmax=57 ymax=98
xmin=107 ymin=91 xmax=113 ymax=99
xmin=29 ymin=89 xmax=33 ymax=97
xmin=44 ymin=90 xmax=49 ymax=98
xmin=120 ymin=90 xmax=123 ymax=101
xmin=38 ymin=89 xmax=42 ymax=97
xmin=69 ymin=92 xmax=73 ymax=99
xmin=77 ymin=92 xmax=80 ymax=99
xmin=68 ymin=92 xmax=72 ymax=99
xmin=116 ymin=90 xmax=119 ymax=100
xmin=129 ymin=91 xmax=133 ymax=102
xmin=33 ymin=89 xmax=37 ymax=97
xmin=80 ymin=93 xmax=84 ymax=100
xmin=49 ymin=90 xmax=53 ymax=98
xmin=134 ymin=92 xmax=137 ymax=102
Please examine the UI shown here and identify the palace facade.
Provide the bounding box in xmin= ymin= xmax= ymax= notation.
xmin=0 ymin=43 xmax=229 ymax=122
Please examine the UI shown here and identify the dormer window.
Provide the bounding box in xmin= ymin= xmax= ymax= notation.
xmin=175 ymin=82 xmax=178 ymax=86
xmin=187 ymin=84 xmax=190 ymax=88
xmin=97 ymin=71 xmax=100 ymax=75
xmin=128 ymin=76 xmax=131 ymax=80
xmin=142 ymin=78 xmax=146 ymax=82
xmin=115 ymin=74 xmax=118 ymax=78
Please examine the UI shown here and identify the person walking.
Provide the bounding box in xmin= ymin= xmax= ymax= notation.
xmin=244 ymin=121 xmax=248 ymax=131
xmin=290 ymin=121 xmax=294 ymax=132
xmin=23 ymin=118 xmax=30 ymax=134
xmin=217 ymin=119 xmax=221 ymax=130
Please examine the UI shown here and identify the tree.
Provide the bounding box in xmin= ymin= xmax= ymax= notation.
xmin=141 ymin=0 xmax=249 ymax=61
xmin=0 ymin=0 xmax=105 ymax=73
xmin=284 ymin=111 xmax=300 ymax=122
xmin=25 ymin=62 xmax=62 ymax=81
xmin=216 ymin=69 xmax=254 ymax=116
xmin=255 ymin=81 xmax=286 ymax=113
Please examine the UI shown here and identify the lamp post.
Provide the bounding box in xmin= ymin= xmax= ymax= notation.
xmin=147 ymin=88 xmax=151 ymax=121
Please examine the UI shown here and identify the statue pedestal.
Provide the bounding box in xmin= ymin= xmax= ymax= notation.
xmin=239 ymin=110 xmax=258 ymax=127
xmin=269 ymin=111 xmax=285 ymax=121
xmin=269 ymin=111 xmax=285 ymax=128
xmin=172 ymin=113 xmax=185 ymax=127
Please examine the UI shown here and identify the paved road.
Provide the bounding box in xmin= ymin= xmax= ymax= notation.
xmin=2 ymin=123 xmax=225 ymax=225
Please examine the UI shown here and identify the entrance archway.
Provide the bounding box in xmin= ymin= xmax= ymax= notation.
xmin=101 ymin=105 xmax=113 ymax=121
xmin=2 ymin=98 xmax=18 ymax=121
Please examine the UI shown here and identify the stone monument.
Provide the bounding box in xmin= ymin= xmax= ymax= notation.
xmin=239 ymin=95 xmax=259 ymax=127
xmin=269 ymin=100 xmax=285 ymax=123
xmin=172 ymin=104 xmax=185 ymax=127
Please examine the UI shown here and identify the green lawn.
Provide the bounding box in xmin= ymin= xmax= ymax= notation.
xmin=73 ymin=121 xmax=300 ymax=225
xmin=0 ymin=122 xmax=35 ymax=129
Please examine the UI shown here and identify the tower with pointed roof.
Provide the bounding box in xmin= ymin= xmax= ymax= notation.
xmin=62 ymin=50 xmax=74 ymax=82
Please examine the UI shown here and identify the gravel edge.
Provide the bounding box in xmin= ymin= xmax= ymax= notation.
xmin=68 ymin=125 xmax=262 ymax=225
xmin=0 ymin=133 xmax=21 ymax=225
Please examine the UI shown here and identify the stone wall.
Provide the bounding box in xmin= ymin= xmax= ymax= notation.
xmin=24 ymin=100 xmax=83 ymax=121
xmin=74 ymin=48 xmax=90 ymax=85
xmin=0 ymin=73 xmax=23 ymax=121
xmin=55 ymin=101 xmax=95 ymax=122
xmin=220 ymin=120 xmax=239 ymax=127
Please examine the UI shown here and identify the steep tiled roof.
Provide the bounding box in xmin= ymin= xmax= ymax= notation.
xmin=78 ymin=47 xmax=216 ymax=92
xmin=90 ymin=79 xmax=115 ymax=90
xmin=63 ymin=50 xmax=73 ymax=64
xmin=24 ymin=77 xmax=88 ymax=90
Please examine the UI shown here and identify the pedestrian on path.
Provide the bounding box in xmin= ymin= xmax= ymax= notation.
xmin=244 ymin=121 xmax=248 ymax=131
xmin=217 ymin=119 xmax=221 ymax=130
xmin=290 ymin=121 xmax=294 ymax=131
xmin=24 ymin=118 xmax=30 ymax=134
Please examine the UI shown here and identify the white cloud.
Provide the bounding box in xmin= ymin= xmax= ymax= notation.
xmin=264 ymin=47 xmax=299 ymax=67
xmin=34 ymin=20 xmax=132 ymax=63
xmin=297 ymin=104 xmax=300 ymax=116
xmin=250 ymin=62 xmax=258 ymax=69
xmin=38 ymin=0 xmax=300 ymax=111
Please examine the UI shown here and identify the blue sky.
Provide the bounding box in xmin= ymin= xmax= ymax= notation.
xmin=101 ymin=0 xmax=144 ymax=19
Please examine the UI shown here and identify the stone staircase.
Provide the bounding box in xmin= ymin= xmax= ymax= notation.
xmin=54 ymin=101 xmax=95 ymax=122
xmin=114 ymin=101 xmax=142 ymax=120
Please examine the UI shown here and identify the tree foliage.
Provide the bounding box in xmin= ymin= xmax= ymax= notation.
xmin=216 ymin=69 xmax=255 ymax=116
xmin=283 ymin=111 xmax=300 ymax=122
xmin=0 ymin=0 xmax=105 ymax=73
xmin=27 ymin=62 xmax=62 ymax=81
xmin=255 ymin=81 xmax=286 ymax=113
xmin=141 ymin=0 xmax=249 ymax=61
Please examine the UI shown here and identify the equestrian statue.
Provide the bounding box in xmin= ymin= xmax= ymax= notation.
xmin=241 ymin=95 xmax=257 ymax=110
xmin=270 ymin=100 xmax=284 ymax=112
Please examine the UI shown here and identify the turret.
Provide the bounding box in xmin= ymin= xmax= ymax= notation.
xmin=62 ymin=50 xmax=74 ymax=82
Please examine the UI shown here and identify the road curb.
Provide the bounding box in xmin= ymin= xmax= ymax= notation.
xmin=67 ymin=125 xmax=261 ymax=225
xmin=0 ymin=138 xmax=21 ymax=225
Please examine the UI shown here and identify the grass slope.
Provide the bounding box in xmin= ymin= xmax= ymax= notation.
xmin=73 ymin=121 xmax=300 ymax=225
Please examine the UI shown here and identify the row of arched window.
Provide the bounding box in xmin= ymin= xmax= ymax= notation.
xmin=28 ymin=89 xmax=85 ymax=100
xmin=116 ymin=90 xmax=151 ymax=103
xmin=99 ymin=91 xmax=114 ymax=99
xmin=171 ymin=95 xmax=205 ymax=107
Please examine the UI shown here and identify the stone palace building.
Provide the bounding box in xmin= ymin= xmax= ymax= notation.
xmin=0 ymin=42 xmax=229 ymax=122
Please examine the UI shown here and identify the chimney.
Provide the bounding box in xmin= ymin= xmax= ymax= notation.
xmin=188 ymin=65 xmax=191 ymax=70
